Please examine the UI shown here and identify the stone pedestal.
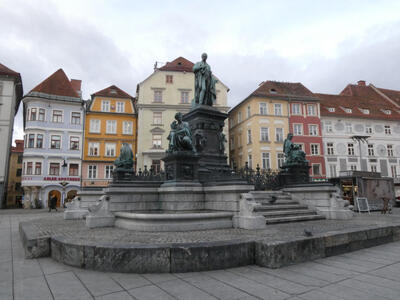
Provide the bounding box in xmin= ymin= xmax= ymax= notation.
xmin=279 ymin=162 xmax=310 ymax=186
xmin=63 ymin=196 xmax=88 ymax=220
xmin=283 ymin=183 xmax=354 ymax=220
xmin=86 ymin=195 xmax=115 ymax=228
xmin=183 ymin=105 xmax=231 ymax=181
xmin=233 ymin=193 xmax=267 ymax=229
xmin=162 ymin=151 xmax=200 ymax=184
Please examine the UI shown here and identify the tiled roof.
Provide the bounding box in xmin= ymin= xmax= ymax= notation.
xmin=0 ymin=63 xmax=19 ymax=77
xmin=12 ymin=140 xmax=24 ymax=153
xmin=92 ymin=85 xmax=133 ymax=99
xmin=340 ymin=82 xmax=380 ymax=99
xmin=30 ymin=69 xmax=80 ymax=98
xmin=70 ymin=79 xmax=82 ymax=94
xmin=317 ymin=93 xmax=400 ymax=120
xmin=250 ymin=81 xmax=317 ymax=99
xmin=377 ymin=87 xmax=400 ymax=107
xmin=0 ymin=62 xmax=23 ymax=114
xmin=158 ymin=57 xmax=194 ymax=72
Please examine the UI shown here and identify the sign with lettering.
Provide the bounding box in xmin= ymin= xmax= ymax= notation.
xmin=355 ymin=197 xmax=370 ymax=214
xmin=43 ymin=177 xmax=80 ymax=181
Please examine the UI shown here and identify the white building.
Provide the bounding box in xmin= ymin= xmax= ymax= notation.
xmin=0 ymin=63 xmax=23 ymax=208
xmin=317 ymin=81 xmax=400 ymax=178
xmin=21 ymin=69 xmax=84 ymax=208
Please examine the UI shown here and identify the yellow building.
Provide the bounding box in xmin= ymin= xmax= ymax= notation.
xmin=229 ymin=81 xmax=291 ymax=170
xmin=82 ymin=85 xmax=137 ymax=187
xmin=136 ymin=56 xmax=230 ymax=171
xmin=6 ymin=140 xmax=24 ymax=207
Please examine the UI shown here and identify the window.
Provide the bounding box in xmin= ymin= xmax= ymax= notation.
xmin=35 ymin=162 xmax=41 ymax=175
xmin=307 ymin=104 xmax=316 ymax=116
xmin=88 ymin=142 xmax=99 ymax=156
xmin=71 ymin=112 xmax=81 ymax=124
xmin=28 ymin=134 xmax=35 ymax=148
xmin=36 ymin=134 xmax=43 ymax=148
xmin=292 ymin=103 xmax=301 ymax=115
xmin=277 ymin=153 xmax=284 ymax=168
xmin=50 ymin=135 xmax=61 ymax=149
xmin=259 ymin=103 xmax=267 ymax=115
xmin=248 ymin=154 xmax=252 ymax=169
xmin=382 ymin=109 xmax=391 ymax=115
xmin=325 ymin=121 xmax=332 ymax=133
xmin=366 ymin=125 xmax=373 ymax=134
xmin=69 ymin=164 xmax=79 ymax=176
xmin=327 ymin=143 xmax=334 ymax=155
xmin=311 ymin=144 xmax=319 ymax=155
xmin=348 ymin=143 xmax=355 ymax=156
xmin=181 ymin=91 xmax=189 ymax=103
xmin=312 ymin=164 xmax=321 ymax=176
xmin=327 ymin=107 xmax=335 ymax=112
xmin=275 ymin=128 xmax=284 ymax=142
xmin=116 ymin=102 xmax=125 ymax=113
xmin=88 ymin=165 xmax=97 ymax=179
xmin=49 ymin=163 xmax=60 ymax=175
xmin=16 ymin=169 xmax=22 ymax=177
xmin=370 ymin=165 xmax=377 ymax=172
xmin=368 ymin=144 xmax=374 ymax=156
xmin=90 ymin=119 xmax=101 ymax=133
xmin=102 ymin=100 xmax=110 ymax=112
xmin=38 ymin=108 xmax=45 ymax=121
xmin=166 ymin=75 xmax=173 ymax=83
xmin=391 ymin=165 xmax=397 ymax=178
xmin=309 ymin=125 xmax=318 ymax=136
xmin=105 ymin=165 xmax=114 ymax=179
xmin=384 ymin=125 xmax=391 ymax=135
xmin=344 ymin=108 xmax=352 ymax=113
xmin=151 ymin=160 xmax=161 ymax=174
xmin=260 ymin=127 xmax=269 ymax=141
xmin=106 ymin=120 xmax=117 ymax=134
xmin=123 ymin=121 xmax=133 ymax=134
xmin=154 ymin=90 xmax=162 ymax=102
xmin=329 ymin=165 xmax=337 ymax=177
xmin=387 ymin=145 xmax=394 ymax=157
xmin=350 ymin=165 xmax=357 ymax=171
xmin=52 ymin=110 xmax=62 ymax=123
xmin=238 ymin=112 xmax=242 ymax=123
xmin=26 ymin=162 xmax=33 ymax=175
xmin=105 ymin=143 xmax=116 ymax=157
xmin=274 ymin=103 xmax=282 ymax=116
xmin=153 ymin=112 xmax=162 ymax=125
xmin=152 ymin=135 xmax=162 ymax=148
xmin=30 ymin=108 xmax=37 ymax=121
xmin=345 ymin=123 xmax=352 ymax=133
xmin=247 ymin=106 xmax=251 ymax=118
xmin=261 ymin=152 xmax=270 ymax=169
xmin=17 ymin=155 xmax=23 ymax=164
xmin=70 ymin=136 xmax=79 ymax=150
xmin=247 ymin=129 xmax=252 ymax=144
xmin=293 ymin=124 xmax=303 ymax=135
xmin=360 ymin=108 xmax=370 ymax=114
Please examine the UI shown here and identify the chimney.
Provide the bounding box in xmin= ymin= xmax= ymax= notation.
xmin=70 ymin=79 xmax=82 ymax=97
xmin=15 ymin=139 xmax=24 ymax=151
xmin=357 ymin=80 xmax=366 ymax=86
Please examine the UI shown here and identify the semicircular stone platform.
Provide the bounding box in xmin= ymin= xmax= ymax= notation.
xmin=20 ymin=215 xmax=400 ymax=273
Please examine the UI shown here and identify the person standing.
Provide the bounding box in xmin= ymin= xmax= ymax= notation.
xmin=49 ymin=193 xmax=58 ymax=212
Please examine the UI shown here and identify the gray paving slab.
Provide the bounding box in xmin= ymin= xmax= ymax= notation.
xmin=46 ymin=271 xmax=93 ymax=300
xmin=282 ymin=263 xmax=346 ymax=283
xmin=228 ymin=266 xmax=312 ymax=295
xmin=157 ymin=278 xmax=218 ymax=300
xmin=207 ymin=269 xmax=290 ymax=300
xmin=298 ymin=289 xmax=346 ymax=300
xmin=340 ymin=251 xmax=398 ymax=265
xmin=38 ymin=257 xmax=73 ymax=275
xmin=110 ymin=272 xmax=152 ymax=290
xmin=13 ymin=257 xmax=43 ymax=280
xmin=141 ymin=272 xmax=177 ymax=284
xmin=331 ymin=254 xmax=385 ymax=269
xmin=0 ymin=260 xmax=12 ymax=283
xmin=321 ymin=283 xmax=383 ymax=300
xmin=354 ymin=274 xmax=400 ymax=291
xmin=294 ymin=261 xmax=361 ymax=277
xmin=128 ymin=285 xmax=176 ymax=300
xmin=75 ymin=270 xmax=124 ymax=297
xmin=313 ymin=257 xmax=372 ymax=273
xmin=339 ymin=277 xmax=400 ymax=300
xmin=95 ymin=291 xmax=134 ymax=300
xmin=183 ymin=273 xmax=253 ymax=299
xmin=14 ymin=275 xmax=53 ymax=300
xmin=0 ymin=279 xmax=13 ymax=300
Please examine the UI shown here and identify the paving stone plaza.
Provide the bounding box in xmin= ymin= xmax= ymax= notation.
xmin=2 ymin=209 xmax=400 ymax=300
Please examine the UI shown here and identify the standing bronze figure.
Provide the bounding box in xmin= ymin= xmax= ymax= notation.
xmin=193 ymin=53 xmax=217 ymax=106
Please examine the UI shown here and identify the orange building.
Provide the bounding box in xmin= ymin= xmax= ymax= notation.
xmin=6 ymin=140 xmax=24 ymax=207
xmin=81 ymin=85 xmax=137 ymax=188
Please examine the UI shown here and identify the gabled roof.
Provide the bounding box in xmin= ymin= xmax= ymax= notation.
xmin=250 ymin=81 xmax=317 ymax=99
xmin=29 ymin=69 xmax=80 ymax=98
xmin=91 ymin=85 xmax=134 ymax=99
xmin=0 ymin=63 xmax=19 ymax=77
xmin=317 ymin=93 xmax=400 ymax=121
xmin=376 ymin=87 xmax=400 ymax=107
xmin=340 ymin=82 xmax=381 ymax=100
xmin=0 ymin=62 xmax=23 ymax=115
xmin=158 ymin=56 xmax=194 ymax=72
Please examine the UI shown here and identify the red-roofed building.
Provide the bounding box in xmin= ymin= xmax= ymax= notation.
xmin=21 ymin=69 xmax=84 ymax=208
xmin=0 ymin=63 xmax=23 ymax=208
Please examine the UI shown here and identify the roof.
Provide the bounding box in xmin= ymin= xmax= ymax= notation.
xmin=0 ymin=63 xmax=19 ymax=77
xmin=377 ymin=87 xmax=400 ymax=107
xmin=158 ymin=56 xmax=194 ymax=72
xmin=0 ymin=62 xmax=23 ymax=115
xmin=29 ymin=69 xmax=80 ymax=98
xmin=11 ymin=139 xmax=24 ymax=153
xmin=91 ymin=85 xmax=134 ymax=99
xmin=317 ymin=93 xmax=400 ymax=121
xmin=340 ymin=82 xmax=382 ymax=100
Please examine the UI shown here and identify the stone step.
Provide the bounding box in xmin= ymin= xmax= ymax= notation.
xmin=260 ymin=209 xmax=318 ymax=218
xmin=258 ymin=200 xmax=299 ymax=205
xmin=266 ymin=214 xmax=325 ymax=224
xmin=255 ymin=204 xmax=309 ymax=211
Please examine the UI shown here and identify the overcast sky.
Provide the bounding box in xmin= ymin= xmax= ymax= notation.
xmin=2 ymin=0 xmax=400 ymax=143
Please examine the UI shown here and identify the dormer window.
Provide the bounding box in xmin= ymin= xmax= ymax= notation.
xmin=382 ymin=109 xmax=391 ymax=115
xmin=341 ymin=107 xmax=352 ymax=113
xmin=269 ymin=88 xmax=277 ymax=94
xmin=359 ymin=108 xmax=369 ymax=114
xmin=327 ymin=107 xmax=335 ymax=112
xmin=110 ymin=89 xmax=117 ymax=95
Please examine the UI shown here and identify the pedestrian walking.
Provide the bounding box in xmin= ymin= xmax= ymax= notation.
xmin=49 ymin=193 xmax=58 ymax=212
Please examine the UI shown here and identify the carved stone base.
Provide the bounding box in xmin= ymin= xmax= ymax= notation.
xmin=279 ymin=163 xmax=310 ymax=186
xmin=162 ymin=151 xmax=200 ymax=183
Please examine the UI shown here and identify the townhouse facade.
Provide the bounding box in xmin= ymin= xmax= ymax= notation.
xmin=136 ymin=56 xmax=229 ymax=171
xmin=21 ymin=69 xmax=84 ymax=208
xmin=6 ymin=140 xmax=24 ymax=207
xmin=319 ymin=81 xmax=400 ymax=179
xmin=0 ymin=63 xmax=23 ymax=208
xmin=81 ymin=85 xmax=137 ymax=188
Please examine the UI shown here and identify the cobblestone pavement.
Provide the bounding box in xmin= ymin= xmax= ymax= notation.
xmin=2 ymin=210 xmax=400 ymax=299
